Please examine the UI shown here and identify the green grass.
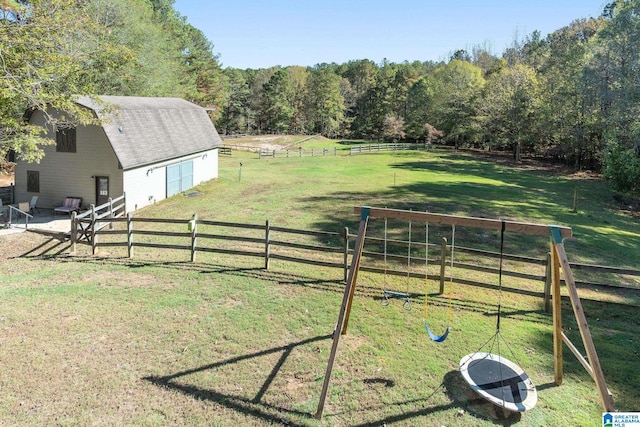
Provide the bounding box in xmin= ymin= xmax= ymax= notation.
xmin=1 ymin=142 xmax=639 ymax=426
xmin=178 ymin=147 xmax=638 ymax=268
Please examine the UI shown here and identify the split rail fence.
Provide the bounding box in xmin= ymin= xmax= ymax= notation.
xmin=259 ymin=147 xmax=337 ymax=159
xmin=69 ymin=214 xmax=640 ymax=309
xmin=349 ymin=142 xmax=452 ymax=155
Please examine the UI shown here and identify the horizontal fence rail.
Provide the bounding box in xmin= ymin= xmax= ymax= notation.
xmin=71 ymin=193 xmax=127 ymax=252
xmin=219 ymin=146 xmax=232 ymax=156
xmin=70 ymin=214 xmax=640 ymax=307
xmin=350 ymin=143 xmax=453 ymax=155
xmin=259 ymin=147 xmax=337 ymax=159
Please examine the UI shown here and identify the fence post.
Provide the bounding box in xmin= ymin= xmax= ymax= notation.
xmin=439 ymin=237 xmax=447 ymax=294
xmin=190 ymin=214 xmax=197 ymax=262
xmin=90 ymin=204 xmax=97 ymax=255
xmin=127 ymin=213 xmax=134 ymax=258
xmin=544 ymin=252 xmax=552 ymax=313
xmin=108 ymin=198 xmax=114 ymax=229
xmin=265 ymin=219 xmax=271 ymax=269
xmin=70 ymin=211 xmax=77 ymax=255
xmin=343 ymin=227 xmax=349 ymax=282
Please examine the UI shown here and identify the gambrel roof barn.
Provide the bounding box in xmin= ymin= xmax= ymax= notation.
xmin=14 ymin=96 xmax=223 ymax=212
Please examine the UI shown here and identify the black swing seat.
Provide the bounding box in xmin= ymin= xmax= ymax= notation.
xmin=382 ymin=290 xmax=411 ymax=310
xmin=383 ymin=290 xmax=409 ymax=298
xmin=459 ymin=352 xmax=537 ymax=412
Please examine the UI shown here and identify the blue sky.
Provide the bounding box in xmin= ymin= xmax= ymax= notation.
xmin=172 ymin=0 xmax=607 ymax=69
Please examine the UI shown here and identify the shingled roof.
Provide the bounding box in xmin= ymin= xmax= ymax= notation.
xmin=75 ymin=96 xmax=223 ymax=170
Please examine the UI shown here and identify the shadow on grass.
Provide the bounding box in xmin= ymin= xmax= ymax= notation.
xmin=529 ymin=300 xmax=640 ymax=411
xmin=342 ymin=370 xmax=523 ymax=426
xmin=15 ymin=236 xmax=71 ymax=258
xmin=30 ymin=253 xmax=351 ymax=293
xmin=145 ymin=339 xmax=523 ymax=426
xmin=144 ymin=334 xmax=332 ymax=426
xmin=22 ymin=250 xmax=554 ymax=327
xmin=299 ymin=152 xmax=639 ymax=268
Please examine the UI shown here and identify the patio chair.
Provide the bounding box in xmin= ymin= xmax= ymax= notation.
xmin=54 ymin=197 xmax=82 ymax=216
xmin=29 ymin=196 xmax=39 ymax=214
xmin=17 ymin=202 xmax=30 ymax=218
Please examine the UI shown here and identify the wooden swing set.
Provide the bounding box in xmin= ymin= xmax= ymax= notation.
xmin=314 ymin=206 xmax=615 ymax=419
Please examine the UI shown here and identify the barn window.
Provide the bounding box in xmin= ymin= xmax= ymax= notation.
xmin=166 ymin=160 xmax=194 ymax=197
xmin=27 ymin=170 xmax=40 ymax=193
xmin=56 ymin=126 xmax=76 ymax=153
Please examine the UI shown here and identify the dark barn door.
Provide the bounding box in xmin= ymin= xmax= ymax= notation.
xmin=95 ymin=176 xmax=109 ymax=206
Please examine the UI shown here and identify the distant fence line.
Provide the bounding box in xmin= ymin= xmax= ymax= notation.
xmin=350 ymin=143 xmax=453 ymax=155
xmin=221 ymin=134 xmax=248 ymax=139
xmin=222 ymin=134 xmax=322 ymax=157
xmin=218 ymin=142 xmax=455 ymax=159
xmin=70 ymin=214 xmax=640 ymax=309
xmin=259 ymin=147 xmax=337 ymax=159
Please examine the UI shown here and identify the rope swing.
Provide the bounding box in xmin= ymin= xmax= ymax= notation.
xmin=424 ymin=223 xmax=455 ymax=343
xmin=458 ymin=220 xmax=538 ymax=412
xmin=381 ymin=217 xmax=411 ymax=310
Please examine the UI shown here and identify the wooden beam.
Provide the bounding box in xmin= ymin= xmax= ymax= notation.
xmin=354 ymin=206 xmax=572 ymax=238
xmin=553 ymin=240 xmax=615 ymax=411
xmin=315 ymin=209 xmax=370 ymax=419
xmin=551 ymin=244 xmax=563 ymax=385
xmin=561 ymin=331 xmax=593 ymax=379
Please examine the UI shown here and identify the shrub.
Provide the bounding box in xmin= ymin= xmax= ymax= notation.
xmin=603 ymin=141 xmax=640 ymax=195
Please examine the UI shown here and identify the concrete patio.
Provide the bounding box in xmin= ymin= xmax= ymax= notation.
xmin=0 ymin=208 xmax=73 ymax=237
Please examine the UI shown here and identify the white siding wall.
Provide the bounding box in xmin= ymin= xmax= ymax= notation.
xmin=193 ymin=148 xmax=219 ymax=184
xmin=15 ymin=110 xmax=219 ymax=213
xmin=123 ymin=148 xmax=219 ymax=212
xmin=14 ymin=110 xmax=122 ymax=210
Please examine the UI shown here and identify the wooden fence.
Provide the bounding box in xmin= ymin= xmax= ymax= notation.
xmin=70 ymin=214 xmax=640 ymax=308
xmin=259 ymin=147 xmax=337 ymax=159
xmin=71 ymin=193 xmax=127 ymax=251
xmin=349 ymin=143 xmax=452 ymax=155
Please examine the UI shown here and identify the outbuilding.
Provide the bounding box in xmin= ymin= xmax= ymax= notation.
xmin=14 ymin=95 xmax=223 ymax=213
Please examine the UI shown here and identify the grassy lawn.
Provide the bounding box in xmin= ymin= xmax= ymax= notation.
xmin=1 ymin=142 xmax=639 ymax=426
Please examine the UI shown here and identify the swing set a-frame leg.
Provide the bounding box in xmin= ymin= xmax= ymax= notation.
xmin=550 ymin=228 xmax=615 ymax=412
xmin=314 ymin=208 xmax=370 ymax=419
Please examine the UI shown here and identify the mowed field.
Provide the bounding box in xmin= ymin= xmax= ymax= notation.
xmin=1 ymin=138 xmax=639 ymax=426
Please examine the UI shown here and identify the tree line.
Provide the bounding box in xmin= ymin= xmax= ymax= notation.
xmin=2 ymin=0 xmax=640 ymax=194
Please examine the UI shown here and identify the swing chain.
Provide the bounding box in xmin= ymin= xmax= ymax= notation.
xmin=381 ymin=293 xmax=390 ymax=307
xmin=403 ymin=297 xmax=412 ymax=311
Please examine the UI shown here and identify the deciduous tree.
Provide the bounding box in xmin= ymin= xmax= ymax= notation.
xmin=0 ymin=0 xmax=127 ymax=163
